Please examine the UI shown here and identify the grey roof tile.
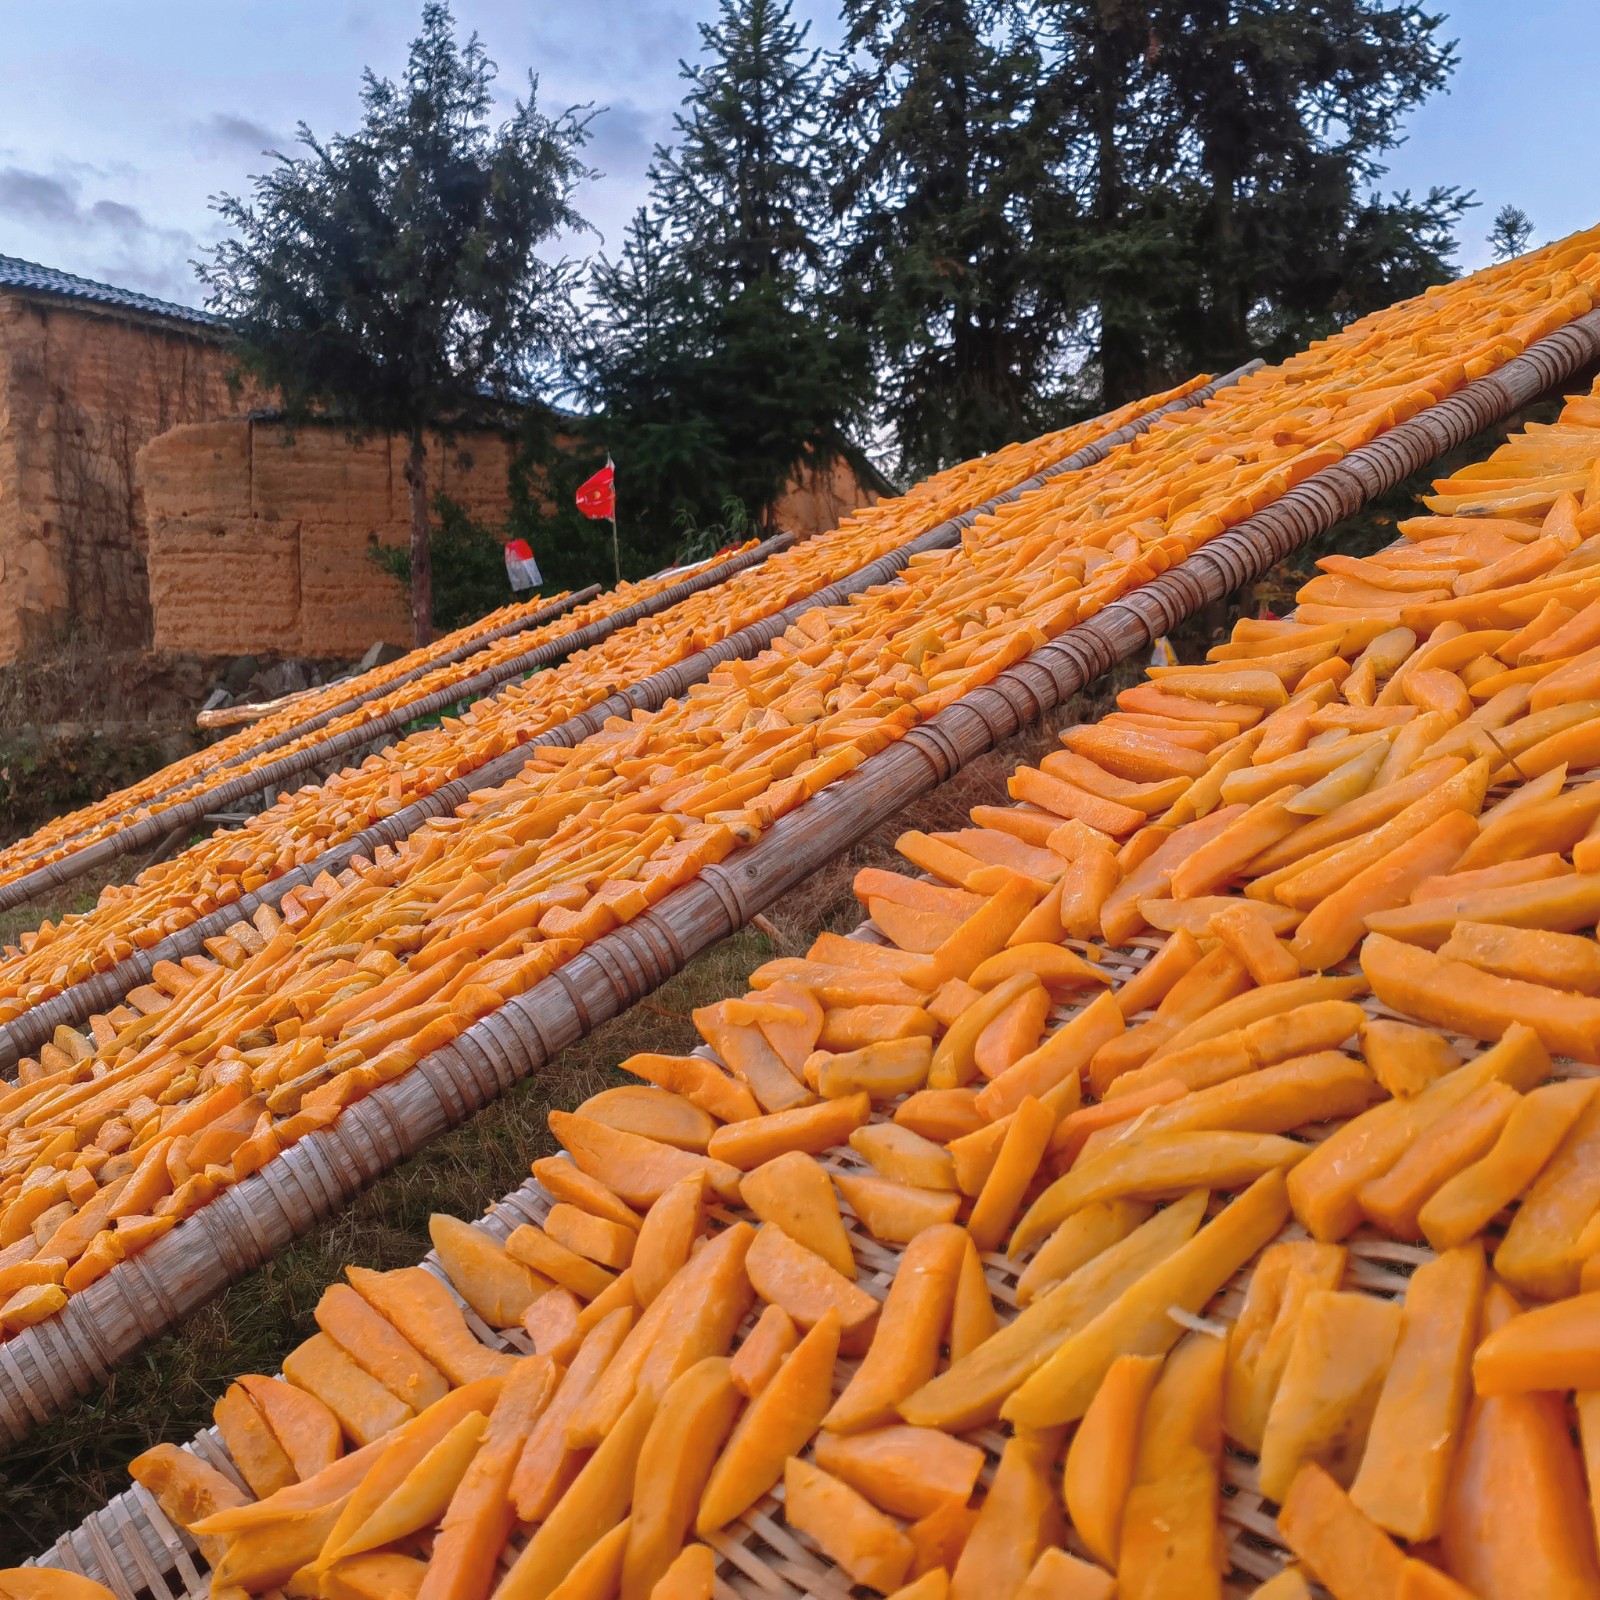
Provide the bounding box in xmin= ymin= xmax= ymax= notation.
xmin=0 ymin=253 xmax=221 ymax=330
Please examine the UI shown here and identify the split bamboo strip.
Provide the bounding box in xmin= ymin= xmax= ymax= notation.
xmin=0 ymin=308 xmax=1589 ymax=1457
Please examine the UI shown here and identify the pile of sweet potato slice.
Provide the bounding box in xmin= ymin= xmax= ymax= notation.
xmin=115 ymin=367 xmax=1600 ymax=1600
xmin=2 ymin=235 xmax=1600 ymax=1423
xmin=0 ymin=379 xmax=1198 ymax=1023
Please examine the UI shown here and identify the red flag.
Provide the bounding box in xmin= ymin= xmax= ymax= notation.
xmin=576 ymin=461 xmax=616 ymax=520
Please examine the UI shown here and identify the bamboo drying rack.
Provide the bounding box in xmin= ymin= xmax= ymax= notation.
xmin=194 ymin=585 xmax=601 ymax=728
xmin=0 ymin=317 xmax=1594 ymax=1450
xmin=0 ymin=364 xmax=1257 ymax=1071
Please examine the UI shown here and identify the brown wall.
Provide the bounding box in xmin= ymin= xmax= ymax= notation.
xmin=143 ymin=420 xmax=516 ymax=654
xmin=775 ymin=455 xmax=879 ymax=540
xmin=0 ymin=294 xmax=245 ymax=664
xmin=144 ymin=423 xmax=879 ymax=657
xmin=0 ymin=284 xmax=881 ymax=663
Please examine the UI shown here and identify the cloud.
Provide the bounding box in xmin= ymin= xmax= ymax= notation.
xmin=0 ymin=161 xmax=201 ymax=303
xmin=88 ymin=198 xmax=146 ymax=234
xmin=192 ymin=112 xmax=285 ymax=158
xmin=584 ymin=100 xmax=661 ymax=183
xmin=0 ymin=167 xmax=80 ymax=224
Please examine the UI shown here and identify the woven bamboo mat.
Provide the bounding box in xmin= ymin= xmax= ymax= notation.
xmin=33 ymin=893 xmax=1569 ymax=1600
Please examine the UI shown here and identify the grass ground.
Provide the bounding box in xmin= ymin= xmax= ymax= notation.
xmin=0 ymin=400 xmax=1557 ymax=1560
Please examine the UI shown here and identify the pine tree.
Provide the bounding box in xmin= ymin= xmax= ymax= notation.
xmin=831 ymin=0 xmax=1081 ymax=476
xmin=581 ymin=0 xmax=867 ymax=556
xmin=201 ymin=3 xmax=592 ymax=643
xmin=1488 ymin=205 xmax=1535 ymax=262
xmin=1042 ymin=0 xmax=1468 ymax=402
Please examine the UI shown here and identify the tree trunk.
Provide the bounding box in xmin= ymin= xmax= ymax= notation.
xmin=404 ymin=429 xmax=432 ymax=648
xmin=1090 ymin=3 xmax=1149 ymax=407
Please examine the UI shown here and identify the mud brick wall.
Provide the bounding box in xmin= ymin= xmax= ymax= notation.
xmin=142 ymin=421 xmax=516 ymax=655
xmin=0 ymin=296 xmax=243 ymax=663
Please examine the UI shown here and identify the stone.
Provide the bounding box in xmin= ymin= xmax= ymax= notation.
xmin=358 ymin=639 xmax=406 ymax=672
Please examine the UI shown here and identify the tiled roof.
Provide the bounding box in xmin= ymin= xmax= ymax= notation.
xmin=0 ymin=254 xmax=221 ymax=330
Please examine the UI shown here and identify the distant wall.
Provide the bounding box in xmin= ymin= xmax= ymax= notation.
xmin=144 ymin=423 xmax=879 ymax=656
xmin=142 ymin=420 xmax=516 ymax=655
xmin=0 ymin=295 xmax=244 ymax=663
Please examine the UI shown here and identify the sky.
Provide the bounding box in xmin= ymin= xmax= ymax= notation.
xmin=0 ymin=0 xmax=1597 ymax=311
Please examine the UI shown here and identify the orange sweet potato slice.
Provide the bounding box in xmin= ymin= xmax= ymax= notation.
xmin=648 ymin=1543 xmax=715 ymax=1599
xmin=894 ymin=1088 xmax=985 ymax=1144
xmin=819 ymin=1003 xmax=937 ymax=1050
xmin=497 ymin=1391 xmax=657 ymax=1600
xmin=1257 ymin=1289 xmax=1403 ymax=1502
xmin=281 ymin=1332 xmax=414 ymax=1446
xmin=784 ymin=1457 xmax=914 ymax=1594
xmin=128 ymin=1442 xmax=249 ymax=1564
xmin=631 ymin=1174 xmax=707 ymax=1308
xmin=694 ymin=1003 xmax=813 ymax=1113
xmin=699 ymin=1311 xmax=841 ymax=1533
xmin=753 ymin=980 xmax=825 ymax=1073
xmin=622 ymin=1357 xmax=742 ymax=1600
xmin=950 ymin=1425 xmax=1066 ymax=1600
xmin=707 ymin=1092 xmax=871 ymax=1169
xmin=947 ymin=1228 xmax=998 ymax=1356
xmin=617 ymin=1053 xmax=760 ymax=1124
xmin=815 ymin=1038 xmax=934 ymax=1101
xmin=529 ymin=1157 xmax=642 ymax=1232
xmin=740 ymin=1151 xmax=855 ymax=1278
xmin=1357 ymin=1018 xmax=1460 ymax=1100
xmin=506 ymin=1222 xmax=617 ymax=1302
xmin=511 ymin=1306 xmax=634 ymax=1523
xmin=973 ymin=984 xmax=1052 ymax=1080
xmin=548 ymin=1112 xmax=744 ymax=1207
xmin=814 ymin=1425 xmax=985 ymax=1519
xmin=238 ymin=1372 xmax=342 ymax=1479
xmin=214 ymin=1381 xmax=296 ymax=1498
xmin=544 ymin=1203 xmax=636 ymax=1270
xmin=431 ymin=1214 xmax=548 ymax=1326
xmin=729 ymin=1303 xmax=797 ymax=1399
xmin=315 ymin=1282 xmax=450 ymax=1412
xmin=523 ymin=1287 xmax=583 ymax=1365
xmin=1442 ymin=1282 xmax=1600 ymax=1596
xmin=907 ymin=1496 xmax=980 ymax=1581
xmin=1280 ymin=1462 xmax=1408 ymax=1599
xmin=826 ymin=1224 xmax=966 ymax=1433
xmin=576 ymin=1085 xmax=716 ymax=1153
xmin=832 ymin=1171 xmax=961 ymax=1245
xmin=1116 ymin=1334 xmax=1226 ymax=1600
xmin=745 ymin=1222 xmax=879 ymax=1353
xmin=870 ymin=899 xmax=963 ymax=954
xmin=346 ymin=1265 xmax=519 ymax=1387
xmin=633 ymin=1222 xmax=755 ymax=1406
xmin=1063 ymin=1353 xmax=1162 ymax=1568
xmin=324 ymin=1554 xmax=429 ymax=1600
xmin=849 ymin=1124 xmax=957 ymax=1191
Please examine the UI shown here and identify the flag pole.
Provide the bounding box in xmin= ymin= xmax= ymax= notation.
xmin=608 ymin=455 xmax=619 ymax=584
